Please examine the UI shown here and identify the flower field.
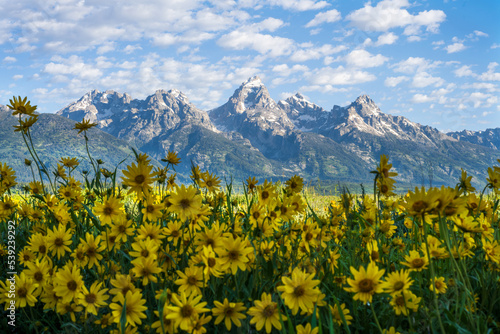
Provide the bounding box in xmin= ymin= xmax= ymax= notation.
xmin=1 ymin=97 xmax=500 ymax=333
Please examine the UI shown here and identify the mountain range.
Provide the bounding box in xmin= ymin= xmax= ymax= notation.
xmin=2 ymin=76 xmax=499 ymax=188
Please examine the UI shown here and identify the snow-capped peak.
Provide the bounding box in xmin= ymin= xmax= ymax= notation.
xmin=241 ymin=76 xmax=264 ymax=88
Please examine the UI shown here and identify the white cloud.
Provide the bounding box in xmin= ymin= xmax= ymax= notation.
xmin=454 ymin=65 xmax=474 ymax=77
xmin=461 ymin=82 xmax=498 ymax=93
xmin=411 ymin=71 xmax=444 ymax=88
xmin=269 ymin=0 xmax=329 ymax=11
xmin=42 ymin=55 xmax=103 ymax=81
xmin=307 ymin=65 xmax=376 ymax=85
xmin=478 ymin=62 xmax=500 ymax=81
xmin=345 ymin=49 xmax=388 ymax=68
xmin=375 ymin=32 xmax=398 ymax=46
xmin=305 ymin=9 xmax=341 ymax=28
xmin=272 ymin=64 xmax=309 ymax=76
xmin=392 ymin=57 xmax=440 ymax=74
xmin=3 ymin=56 xmax=16 ymax=63
xmin=12 ymin=75 xmax=23 ymax=80
xmin=290 ymin=44 xmax=346 ymax=62
xmin=445 ymin=42 xmax=467 ymax=53
xmin=218 ymin=30 xmax=295 ymax=57
xmin=347 ymin=0 xmax=445 ymax=34
xmin=492 ymin=43 xmax=500 ymax=49
xmin=384 ymin=76 xmax=409 ymax=87
xmin=258 ymin=18 xmax=286 ymax=32
xmin=411 ymin=93 xmax=434 ymax=103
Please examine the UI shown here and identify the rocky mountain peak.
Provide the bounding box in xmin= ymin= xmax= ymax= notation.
xmin=348 ymin=94 xmax=381 ymax=117
xmin=230 ymin=76 xmax=275 ymax=113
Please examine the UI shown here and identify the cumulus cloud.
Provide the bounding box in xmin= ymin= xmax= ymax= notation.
xmin=411 ymin=93 xmax=434 ymax=103
xmin=346 ymin=0 xmax=445 ymax=35
xmin=305 ymin=9 xmax=341 ymax=28
xmin=3 ymin=56 xmax=16 ymax=63
xmin=445 ymin=42 xmax=467 ymax=53
xmin=392 ymin=57 xmax=440 ymax=74
xmin=375 ymin=32 xmax=399 ymax=46
xmin=269 ymin=0 xmax=329 ymax=11
xmin=307 ymin=65 xmax=376 ymax=85
xmin=290 ymin=44 xmax=346 ymax=62
xmin=345 ymin=49 xmax=388 ymax=68
xmin=478 ymin=62 xmax=500 ymax=81
xmin=217 ymin=30 xmax=295 ymax=57
xmin=454 ymin=65 xmax=474 ymax=77
xmin=384 ymin=76 xmax=409 ymax=87
xmin=411 ymin=71 xmax=444 ymax=88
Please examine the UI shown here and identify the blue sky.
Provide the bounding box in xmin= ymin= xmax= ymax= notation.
xmin=1 ymin=0 xmax=499 ymax=132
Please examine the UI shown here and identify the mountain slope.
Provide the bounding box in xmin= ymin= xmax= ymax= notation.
xmin=0 ymin=107 xmax=148 ymax=183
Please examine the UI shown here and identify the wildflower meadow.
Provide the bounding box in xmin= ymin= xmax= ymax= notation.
xmin=1 ymin=96 xmax=500 ymax=333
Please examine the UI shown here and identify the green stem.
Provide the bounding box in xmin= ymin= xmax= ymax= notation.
xmin=370 ymin=301 xmax=384 ymax=333
xmin=422 ymin=216 xmax=446 ymax=334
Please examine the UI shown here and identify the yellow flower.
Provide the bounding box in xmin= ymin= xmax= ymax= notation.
xmin=131 ymin=256 xmax=162 ymax=285
xmin=73 ymin=118 xmax=97 ymax=133
xmin=13 ymin=114 xmax=39 ymax=133
xmin=382 ymin=269 xmax=413 ymax=296
xmin=47 ymin=224 xmax=73 ymax=259
xmin=212 ymin=298 xmax=247 ymax=331
xmin=166 ymin=292 xmax=210 ymax=331
xmin=121 ymin=161 xmax=157 ymax=196
xmin=245 ymin=176 xmax=259 ymax=193
xmin=56 ymin=302 xmax=82 ymax=322
xmin=110 ymin=290 xmax=148 ymax=327
xmin=401 ymin=250 xmax=429 ymax=272
xmin=383 ymin=327 xmax=401 ymax=334
xmin=110 ymin=218 xmax=134 ymax=243
xmin=285 ymin=175 xmax=304 ymax=194
xmin=7 ymin=96 xmax=37 ymax=116
xmin=152 ymin=305 xmax=175 ymax=334
xmin=330 ymin=303 xmax=353 ymax=326
xmin=93 ymin=195 xmax=124 ymax=225
xmin=430 ymin=276 xmax=448 ymax=294
xmin=24 ymin=258 xmax=51 ymax=296
xmin=78 ymin=281 xmax=109 ymax=316
xmin=81 ymin=232 xmax=105 ymax=269
xmin=345 ymin=262 xmax=385 ymax=304
xmin=53 ymin=265 xmax=84 ymax=303
xmin=216 ymin=235 xmax=254 ymax=275
xmin=161 ymin=150 xmax=181 ymax=166
xmin=169 ymin=184 xmax=203 ymax=221
xmin=129 ymin=238 xmax=159 ymax=260
xmin=248 ymin=292 xmax=286 ymax=334
xmin=390 ymin=290 xmax=421 ymax=316
xmin=109 ymin=274 xmax=138 ymax=302
xmin=277 ymin=267 xmax=321 ymax=315
xmin=296 ymin=323 xmax=319 ymax=334
xmin=175 ymin=266 xmax=205 ymax=297
xmin=141 ymin=196 xmax=164 ymax=222
xmin=199 ymin=171 xmax=221 ymax=193
xmin=14 ymin=272 xmax=38 ymax=308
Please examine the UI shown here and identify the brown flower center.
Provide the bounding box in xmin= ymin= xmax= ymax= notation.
xmin=181 ymin=305 xmax=193 ymax=318
xmin=263 ymin=304 xmax=275 ymax=318
xmin=411 ymin=258 xmax=424 ymax=268
xmin=54 ymin=238 xmax=64 ymax=247
xmin=18 ymin=287 xmax=27 ymax=298
xmin=293 ymin=285 xmax=305 ymax=297
xmin=393 ymin=281 xmax=404 ymax=291
xmin=85 ymin=293 xmax=97 ymax=304
xmin=39 ymin=245 xmax=47 ymax=254
xmin=67 ymin=280 xmax=77 ymax=291
xmin=358 ymin=279 xmax=374 ymax=292
xmin=188 ymin=276 xmax=198 ymax=285
xmin=412 ymin=200 xmax=427 ymax=213
xmin=179 ymin=199 xmax=191 ymax=209
xmin=34 ymin=272 xmax=43 ymax=282
xmin=228 ymin=251 xmax=239 ymax=260
xmin=104 ymin=207 xmax=113 ymax=215
xmin=135 ymin=175 xmax=145 ymax=184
